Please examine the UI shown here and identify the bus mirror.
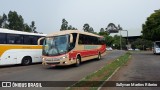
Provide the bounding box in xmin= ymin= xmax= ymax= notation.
xmin=38 ymin=37 xmax=45 ymax=45
xmin=70 ymin=34 xmax=73 ymax=43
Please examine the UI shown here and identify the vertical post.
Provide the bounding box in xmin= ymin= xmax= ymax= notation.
xmin=126 ymin=30 xmax=128 ymax=45
xmin=120 ymin=30 xmax=122 ymax=50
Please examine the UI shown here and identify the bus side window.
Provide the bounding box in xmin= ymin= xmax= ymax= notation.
xmin=32 ymin=36 xmax=38 ymax=45
xmin=7 ymin=34 xmax=23 ymax=44
xmin=78 ymin=34 xmax=83 ymax=44
xmin=0 ymin=33 xmax=7 ymax=44
xmin=23 ymin=35 xmax=34 ymax=45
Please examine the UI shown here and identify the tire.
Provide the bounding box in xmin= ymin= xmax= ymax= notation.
xmin=22 ymin=57 xmax=32 ymax=65
xmin=75 ymin=56 xmax=81 ymax=67
xmin=97 ymin=52 xmax=101 ymax=60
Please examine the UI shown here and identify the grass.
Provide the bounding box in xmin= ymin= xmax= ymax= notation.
xmin=66 ymin=52 xmax=131 ymax=90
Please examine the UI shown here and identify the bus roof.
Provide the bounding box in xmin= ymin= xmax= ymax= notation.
xmin=47 ymin=30 xmax=102 ymax=37
xmin=0 ymin=28 xmax=46 ymax=36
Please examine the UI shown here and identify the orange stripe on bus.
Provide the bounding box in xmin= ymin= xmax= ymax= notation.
xmin=0 ymin=45 xmax=42 ymax=57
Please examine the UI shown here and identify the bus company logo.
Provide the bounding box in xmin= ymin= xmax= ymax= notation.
xmin=2 ymin=82 xmax=11 ymax=87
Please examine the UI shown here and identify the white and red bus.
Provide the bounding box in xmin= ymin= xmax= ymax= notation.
xmin=39 ymin=30 xmax=106 ymax=67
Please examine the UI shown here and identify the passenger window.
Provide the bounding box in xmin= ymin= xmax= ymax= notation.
xmin=7 ymin=34 xmax=23 ymax=44
xmin=0 ymin=33 xmax=7 ymax=44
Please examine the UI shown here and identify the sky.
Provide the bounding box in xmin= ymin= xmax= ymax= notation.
xmin=0 ymin=0 xmax=160 ymax=36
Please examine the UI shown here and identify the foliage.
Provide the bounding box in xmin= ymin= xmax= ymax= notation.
xmin=60 ymin=19 xmax=68 ymax=31
xmin=131 ymin=38 xmax=152 ymax=50
xmin=0 ymin=11 xmax=37 ymax=32
xmin=60 ymin=19 xmax=77 ymax=30
xmin=0 ymin=14 xmax=8 ymax=28
xmin=142 ymin=9 xmax=160 ymax=41
xmin=8 ymin=11 xmax=24 ymax=31
xmin=83 ymin=23 xmax=90 ymax=32
xmin=89 ymin=27 xmax=94 ymax=33
xmin=83 ymin=23 xmax=95 ymax=33
xmin=112 ymin=35 xmax=126 ymax=49
xmin=100 ymin=28 xmax=105 ymax=32
xmin=98 ymin=32 xmax=114 ymax=47
xmin=30 ymin=21 xmax=37 ymax=32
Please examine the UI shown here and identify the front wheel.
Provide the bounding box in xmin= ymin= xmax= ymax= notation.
xmin=97 ymin=53 xmax=101 ymax=60
xmin=75 ymin=56 xmax=81 ymax=67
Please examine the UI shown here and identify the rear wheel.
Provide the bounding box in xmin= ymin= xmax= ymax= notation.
xmin=22 ymin=57 xmax=32 ymax=65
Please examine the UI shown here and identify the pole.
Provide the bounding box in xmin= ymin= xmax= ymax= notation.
xmin=120 ymin=30 xmax=122 ymax=50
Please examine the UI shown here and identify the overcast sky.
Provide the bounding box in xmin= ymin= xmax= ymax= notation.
xmin=0 ymin=0 xmax=160 ymax=36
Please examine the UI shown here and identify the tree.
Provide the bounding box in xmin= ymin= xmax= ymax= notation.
xmin=30 ymin=21 xmax=37 ymax=32
xmin=72 ymin=27 xmax=77 ymax=30
xmin=0 ymin=11 xmax=37 ymax=33
xmin=68 ymin=25 xmax=73 ymax=30
xmin=131 ymin=38 xmax=152 ymax=50
xmin=99 ymin=32 xmax=113 ymax=47
xmin=0 ymin=14 xmax=8 ymax=28
xmin=112 ymin=35 xmax=126 ymax=49
xmin=60 ymin=19 xmax=68 ymax=31
xmin=8 ymin=11 xmax=24 ymax=31
xmin=24 ymin=23 xmax=32 ymax=32
xmin=83 ymin=23 xmax=90 ymax=32
xmin=142 ymin=9 xmax=160 ymax=41
xmin=89 ymin=27 xmax=94 ymax=33
xmin=100 ymin=28 xmax=105 ymax=32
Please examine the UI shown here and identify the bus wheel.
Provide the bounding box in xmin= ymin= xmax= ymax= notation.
xmin=75 ymin=56 xmax=81 ymax=67
xmin=97 ymin=53 xmax=101 ymax=60
xmin=22 ymin=57 xmax=32 ymax=65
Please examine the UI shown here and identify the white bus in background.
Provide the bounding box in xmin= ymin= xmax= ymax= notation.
xmin=153 ymin=41 xmax=160 ymax=54
xmin=0 ymin=28 xmax=46 ymax=66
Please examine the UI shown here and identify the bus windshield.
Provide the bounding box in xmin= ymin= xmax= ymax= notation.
xmin=42 ymin=35 xmax=69 ymax=56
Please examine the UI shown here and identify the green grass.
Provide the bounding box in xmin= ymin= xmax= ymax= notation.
xmin=67 ymin=52 xmax=131 ymax=90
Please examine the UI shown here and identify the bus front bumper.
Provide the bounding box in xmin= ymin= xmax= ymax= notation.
xmin=42 ymin=57 xmax=76 ymax=66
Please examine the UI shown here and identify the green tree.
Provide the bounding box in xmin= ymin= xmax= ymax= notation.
xmin=83 ymin=23 xmax=90 ymax=32
xmin=99 ymin=32 xmax=113 ymax=47
xmin=142 ymin=9 xmax=160 ymax=41
xmin=0 ymin=14 xmax=8 ymax=28
xmin=68 ymin=25 xmax=72 ymax=30
xmin=131 ymin=38 xmax=152 ymax=50
xmin=24 ymin=23 xmax=32 ymax=32
xmin=60 ymin=18 xmax=68 ymax=31
xmin=30 ymin=21 xmax=37 ymax=32
xmin=112 ymin=35 xmax=126 ymax=49
xmin=89 ymin=27 xmax=94 ymax=33
xmin=8 ymin=11 xmax=24 ymax=31
xmin=72 ymin=27 xmax=77 ymax=30
xmin=100 ymin=28 xmax=105 ymax=32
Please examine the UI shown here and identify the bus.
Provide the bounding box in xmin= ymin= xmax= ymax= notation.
xmin=0 ymin=28 xmax=46 ymax=66
xmin=153 ymin=41 xmax=160 ymax=54
xmin=39 ymin=30 xmax=106 ymax=67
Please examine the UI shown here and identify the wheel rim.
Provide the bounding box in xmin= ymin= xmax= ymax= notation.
xmin=24 ymin=58 xmax=30 ymax=65
xmin=76 ymin=58 xmax=80 ymax=65
xmin=98 ymin=54 xmax=101 ymax=59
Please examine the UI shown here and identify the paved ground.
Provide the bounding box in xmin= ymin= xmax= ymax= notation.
xmin=0 ymin=50 xmax=125 ymax=90
xmin=101 ymin=51 xmax=160 ymax=90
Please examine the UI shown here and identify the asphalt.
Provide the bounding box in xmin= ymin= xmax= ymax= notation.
xmin=0 ymin=50 xmax=126 ymax=90
xmin=101 ymin=51 xmax=160 ymax=90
